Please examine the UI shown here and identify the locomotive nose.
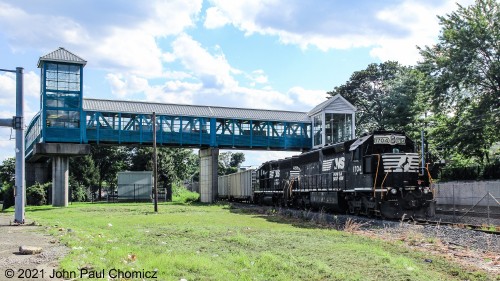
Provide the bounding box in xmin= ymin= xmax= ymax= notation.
xmin=409 ymin=200 xmax=418 ymax=208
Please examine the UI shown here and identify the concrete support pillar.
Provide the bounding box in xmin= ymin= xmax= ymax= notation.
xmin=199 ymin=148 xmax=219 ymax=203
xmin=52 ymin=156 xmax=69 ymax=207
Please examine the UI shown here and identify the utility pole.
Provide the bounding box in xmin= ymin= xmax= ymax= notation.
xmin=0 ymin=67 xmax=24 ymax=223
xmin=152 ymin=112 xmax=158 ymax=212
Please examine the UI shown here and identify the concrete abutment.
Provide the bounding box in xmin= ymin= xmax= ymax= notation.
xmin=199 ymin=148 xmax=219 ymax=203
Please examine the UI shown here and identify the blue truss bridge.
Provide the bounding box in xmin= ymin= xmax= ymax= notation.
xmin=25 ymin=97 xmax=312 ymax=159
xmin=24 ymin=47 xmax=356 ymax=160
xmin=22 ymin=47 xmax=356 ymax=206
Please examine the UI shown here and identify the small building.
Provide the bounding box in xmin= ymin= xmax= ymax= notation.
xmin=117 ymin=171 xmax=153 ymax=201
xmin=308 ymin=94 xmax=356 ymax=149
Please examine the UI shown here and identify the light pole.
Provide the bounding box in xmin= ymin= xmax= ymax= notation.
xmin=0 ymin=67 xmax=25 ymax=224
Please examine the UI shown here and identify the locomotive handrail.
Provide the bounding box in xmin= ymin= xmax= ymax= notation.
xmin=380 ymin=169 xmax=391 ymax=193
xmin=425 ymin=163 xmax=435 ymax=199
xmin=373 ymin=154 xmax=381 ymax=198
xmin=425 ymin=163 xmax=433 ymax=184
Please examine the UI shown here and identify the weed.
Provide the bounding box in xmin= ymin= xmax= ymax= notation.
xmin=343 ymin=218 xmax=362 ymax=233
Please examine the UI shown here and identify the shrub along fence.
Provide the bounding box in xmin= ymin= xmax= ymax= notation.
xmin=439 ymin=160 xmax=500 ymax=181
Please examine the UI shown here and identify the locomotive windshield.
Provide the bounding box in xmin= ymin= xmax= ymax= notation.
xmin=370 ymin=144 xmax=413 ymax=154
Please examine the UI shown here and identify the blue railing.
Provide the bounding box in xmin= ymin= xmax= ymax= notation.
xmin=25 ymin=110 xmax=312 ymax=158
xmin=84 ymin=112 xmax=312 ymax=150
xmin=25 ymin=111 xmax=42 ymax=158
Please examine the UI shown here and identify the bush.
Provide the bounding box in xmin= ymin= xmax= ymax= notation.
xmin=70 ymin=180 xmax=90 ymax=202
xmin=482 ymin=159 xmax=500 ymax=180
xmin=440 ymin=166 xmax=481 ymax=181
xmin=26 ymin=182 xmax=51 ymax=206
xmin=173 ymin=183 xmax=200 ymax=204
xmin=440 ymin=159 xmax=500 ymax=181
xmin=1 ymin=183 xmax=15 ymax=210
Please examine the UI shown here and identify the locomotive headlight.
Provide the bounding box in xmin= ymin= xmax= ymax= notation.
xmin=423 ymin=187 xmax=430 ymax=194
xmin=390 ymin=188 xmax=397 ymax=195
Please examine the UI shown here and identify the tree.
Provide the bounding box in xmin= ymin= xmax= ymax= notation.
xmin=70 ymin=155 xmax=98 ymax=191
xmin=218 ymin=151 xmax=245 ymax=175
xmin=328 ymin=61 xmax=425 ymax=136
xmin=0 ymin=157 xmax=15 ymax=184
xmin=129 ymin=146 xmax=198 ymax=183
xmin=418 ymin=0 xmax=500 ymax=163
xmin=0 ymin=158 xmax=15 ymax=209
xmin=91 ymin=146 xmax=129 ymax=199
xmin=69 ymin=155 xmax=98 ymax=202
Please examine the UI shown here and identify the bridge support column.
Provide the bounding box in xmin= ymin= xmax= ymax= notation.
xmin=29 ymin=143 xmax=90 ymax=207
xmin=199 ymin=148 xmax=219 ymax=203
xmin=52 ymin=156 xmax=69 ymax=207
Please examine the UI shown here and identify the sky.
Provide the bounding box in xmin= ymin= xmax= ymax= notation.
xmin=0 ymin=0 xmax=474 ymax=167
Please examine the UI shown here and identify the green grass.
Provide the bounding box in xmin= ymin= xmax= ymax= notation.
xmin=15 ymin=203 xmax=491 ymax=281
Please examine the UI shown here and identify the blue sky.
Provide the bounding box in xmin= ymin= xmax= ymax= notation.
xmin=0 ymin=0 xmax=473 ymax=166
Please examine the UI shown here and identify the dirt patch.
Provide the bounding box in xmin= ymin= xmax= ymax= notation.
xmin=0 ymin=213 xmax=69 ymax=281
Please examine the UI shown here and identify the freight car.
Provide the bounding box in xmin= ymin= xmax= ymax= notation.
xmin=218 ymin=169 xmax=255 ymax=202
xmin=252 ymin=131 xmax=436 ymax=219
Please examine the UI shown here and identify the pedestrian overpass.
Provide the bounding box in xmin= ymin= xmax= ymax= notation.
xmin=25 ymin=48 xmax=356 ymax=205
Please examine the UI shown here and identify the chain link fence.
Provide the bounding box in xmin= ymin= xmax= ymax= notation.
xmin=103 ymin=184 xmax=170 ymax=203
xmin=433 ymin=180 xmax=500 ymax=226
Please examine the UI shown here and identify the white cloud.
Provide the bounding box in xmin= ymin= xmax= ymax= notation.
xmin=0 ymin=1 xmax=203 ymax=77
xmin=145 ymin=81 xmax=200 ymax=104
xmin=204 ymin=6 xmax=230 ymax=29
xmin=205 ymin=0 xmax=475 ymax=64
xmin=171 ymin=34 xmax=239 ymax=89
xmin=249 ymin=70 xmax=268 ymax=86
xmin=106 ymin=73 xmax=200 ymax=104
xmin=105 ymin=73 xmax=149 ymax=98
xmin=105 ymin=34 xmax=325 ymax=113
xmin=371 ymin=0 xmax=475 ymax=64
xmin=0 ymin=71 xmax=40 ymax=115
xmin=287 ymin=87 xmax=327 ymax=108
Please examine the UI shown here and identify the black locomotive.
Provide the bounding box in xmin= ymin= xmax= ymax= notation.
xmin=253 ymin=131 xmax=436 ymax=219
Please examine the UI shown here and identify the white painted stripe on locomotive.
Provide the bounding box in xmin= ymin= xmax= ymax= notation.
xmin=382 ymin=153 xmax=420 ymax=172
xmin=322 ymin=159 xmax=333 ymax=172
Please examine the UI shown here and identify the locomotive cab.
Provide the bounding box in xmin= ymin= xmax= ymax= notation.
xmin=344 ymin=131 xmax=435 ymax=218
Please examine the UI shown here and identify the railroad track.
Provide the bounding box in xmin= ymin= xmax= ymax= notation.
xmin=436 ymin=209 xmax=500 ymax=220
xmin=407 ymin=218 xmax=500 ymax=235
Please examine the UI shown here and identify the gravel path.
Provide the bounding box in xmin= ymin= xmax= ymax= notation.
xmin=0 ymin=213 xmax=69 ymax=281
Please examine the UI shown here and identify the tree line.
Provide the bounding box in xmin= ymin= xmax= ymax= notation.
xmin=0 ymin=147 xmax=245 ymax=208
xmin=328 ymin=0 xmax=499 ymax=175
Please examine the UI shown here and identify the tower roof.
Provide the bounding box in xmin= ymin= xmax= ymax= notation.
xmin=308 ymin=94 xmax=356 ymax=116
xmin=37 ymin=47 xmax=87 ymax=68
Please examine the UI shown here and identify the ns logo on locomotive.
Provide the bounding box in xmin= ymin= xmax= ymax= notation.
xmin=253 ymin=131 xmax=436 ymax=219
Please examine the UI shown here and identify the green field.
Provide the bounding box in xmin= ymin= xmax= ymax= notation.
xmin=18 ymin=203 xmax=490 ymax=281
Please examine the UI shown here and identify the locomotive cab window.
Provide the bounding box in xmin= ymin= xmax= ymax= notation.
xmin=363 ymin=156 xmax=373 ymax=173
xmin=352 ymin=147 xmax=361 ymax=161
